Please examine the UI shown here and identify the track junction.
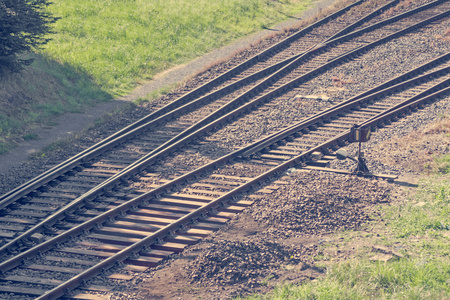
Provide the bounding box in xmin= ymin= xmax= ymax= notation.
xmin=0 ymin=0 xmax=449 ymax=298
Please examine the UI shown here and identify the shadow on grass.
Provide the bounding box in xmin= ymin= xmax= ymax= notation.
xmin=0 ymin=52 xmax=114 ymax=154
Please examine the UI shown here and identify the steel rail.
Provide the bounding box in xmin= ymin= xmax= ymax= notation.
xmin=0 ymin=0 xmax=427 ymax=212
xmin=33 ymin=81 xmax=450 ymax=300
xmin=242 ymin=58 xmax=450 ymax=156
xmin=135 ymin=0 xmax=450 ymax=172
xmin=0 ymin=5 xmax=447 ymax=257
xmin=0 ymin=0 xmax=365 ymax=207
xmin=1 ymin=0 xmax=397 ymax=214
xmin=2 ymin=58 xmax=449 ymax=276
xmin=361 ymin=78 xmax=450 ymax=126
xmin=325 ymin=0 xmax=401 ymax=41
xmin=323 ymin=0 xmax=447 ymax=46
xmin=263 ymin=0 xmax=447 ymax=83
xmin=360 ymin=85 xmax=450 ymax=128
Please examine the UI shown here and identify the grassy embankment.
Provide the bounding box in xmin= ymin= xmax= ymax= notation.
xmin=243 ymin=116 xmax=450 ymax=299
xmin=0 ymin=0 xmax=312 ymax=154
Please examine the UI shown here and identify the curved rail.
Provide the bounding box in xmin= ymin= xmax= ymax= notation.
xmin=0 ymin=0 xmax=414 ymax=217
xmin=0 ymin=1 xmax=448 ymax=258
xmin=0 ymin=0 xmax=367 ymax=207
xmin=2 ymin=58 xmax=449 ymax=300
xmin=0 ymin=0 xmax=437 ymax=213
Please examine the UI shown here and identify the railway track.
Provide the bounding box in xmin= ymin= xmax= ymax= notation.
xmin=0 ymin=0 xmax=449 ymax=298
xmin=0 ymin=0 xmax=414 ymax=211
xmin=0 ymin=53 xmax=448 ymax=299
xmin=0 ymin=0 xmax=411 ymax=249
xmin=1 ymin=0 xmax=447 ymax=244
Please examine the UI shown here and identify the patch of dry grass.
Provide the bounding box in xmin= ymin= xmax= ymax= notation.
xmin=385 ymin=0 xmax=414 ymax=17
xmin=375 ymin=115 xmax=450 ymax=173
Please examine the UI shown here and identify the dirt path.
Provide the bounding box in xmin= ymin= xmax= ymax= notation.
xmin=0 ymin=0 xmax=336 ymax=176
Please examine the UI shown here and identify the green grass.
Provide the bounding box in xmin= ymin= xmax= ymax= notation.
xmin=387 ymin=177 xmax=449 ymax=239
xmin=1 ymin=0 xmax=312 ymax=154
xmin=434 ymin=154 xmax=450 ymax=174
xmin=246 ymin=258 xmax=449 ymax=299
xmin=241 ymin=173 xmax=450 ymax=299
xmin=134 ymin=82 xmax=183 ymax=105
xmin=0 ymin=141 xmax=12 ymax=155
xmin=43 ymin=0 xmax=312 ymax=95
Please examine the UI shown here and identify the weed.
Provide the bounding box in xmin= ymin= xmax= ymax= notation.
xmin=40 ymin=138 xmax=72 ymax=154
xmin=386 ymin=176 xmax=449 ymax=238
xmin=424 ymin=221 xmax=450 ymax=231
xmin=374 ymin=115 xmax=450 ymax=174
xmin=434 ymin=155 xmax=450 ymax=174
xmin=143 ymin=83 xmax=181 ymax=104
xmin=261 ymin=274 xmax=275 ymax=286
xmin=134 ymin=97 xmax=149 ymax=106
xmin=0 ymin=142 xmax=13 ymax=155
xmin=22 ymin=133 xmax=39 ymax=141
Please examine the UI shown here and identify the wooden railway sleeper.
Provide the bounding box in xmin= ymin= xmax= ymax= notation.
xmin=189 ymin=218 xmax=199 ymax=226
xmin=47 ymin=180 xmax=59 ymax=187
xmin=284 ymin=136 xmax=295 ymax=142
xmin=243 ymin=60 xmax=450 ymax=157
xmin=308 ymin=124 xmax=318 ymax=131
xmin=63 ymin=211 xmax=78 ymax=222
